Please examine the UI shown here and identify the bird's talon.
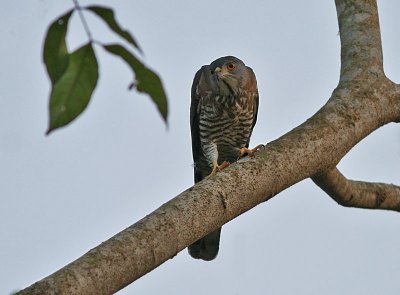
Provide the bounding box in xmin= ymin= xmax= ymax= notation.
xmin=252 ymin=144 xmax=265 ymax=152
xmin=207 ymin=160 xmax=230 ymax=178
xmin=239 ymin=144 xmax=264 ymax=158
xmin=219 ymin=161 xmax=230 ymax=171
xmin=251 ymin=144 xmax=266 ymax=156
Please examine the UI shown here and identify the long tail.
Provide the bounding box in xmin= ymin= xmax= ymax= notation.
xmin=188 ymin=228 xmax=221 ymax=261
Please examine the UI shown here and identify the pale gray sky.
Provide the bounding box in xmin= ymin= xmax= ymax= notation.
xmin=1 ymin=1 xmax=399 ymax=294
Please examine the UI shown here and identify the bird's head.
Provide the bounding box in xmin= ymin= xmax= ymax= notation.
xmin=209 ymin=56 xmax=256 ymax=96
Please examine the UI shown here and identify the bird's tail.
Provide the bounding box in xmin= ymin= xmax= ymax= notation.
xmin=188 ymin=228 xmax=221 ymax=261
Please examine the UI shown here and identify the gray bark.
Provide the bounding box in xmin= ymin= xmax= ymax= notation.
xmin=17 ymin=0 xmax=400 ymax=294
xmin=313 ymin=167 xmax=400 ymax=211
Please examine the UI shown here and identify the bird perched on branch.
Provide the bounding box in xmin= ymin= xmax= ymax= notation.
xmin=189 ymin=56 xmax=261 ymax=260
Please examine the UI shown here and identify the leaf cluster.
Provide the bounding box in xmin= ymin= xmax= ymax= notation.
xmin=43 ymin=5 xmax=168 ymax=134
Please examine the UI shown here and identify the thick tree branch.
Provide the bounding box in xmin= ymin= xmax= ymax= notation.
xmin=336 ymin=0 xmax=383 ymax=80
xmin=312 ymin=167 xmax=400 ymax=211
xmin=17 ymin=0 xmax=400 ymax=294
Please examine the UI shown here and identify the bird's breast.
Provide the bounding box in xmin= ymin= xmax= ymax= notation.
xmin=198 ymin=93 xmax=255 ymax=162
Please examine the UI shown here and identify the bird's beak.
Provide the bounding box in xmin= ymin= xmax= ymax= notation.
xmin=213 ymin=67 xmax=222 ymax=80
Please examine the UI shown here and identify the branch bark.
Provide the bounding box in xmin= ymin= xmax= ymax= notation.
xmin=18 ymin=0 xmax=400 ymax=294
xmin=313 ymin=167 xmax=400 ymax=211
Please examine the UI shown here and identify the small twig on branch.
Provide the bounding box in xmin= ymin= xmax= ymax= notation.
xmin=72 ymin=0 xmax=93 ymax=43
xmin=312 ymin=167 xmax=400 ymax=211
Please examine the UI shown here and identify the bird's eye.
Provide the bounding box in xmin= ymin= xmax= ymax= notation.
xmin=226 ymin=63 xmax=236 ymax=71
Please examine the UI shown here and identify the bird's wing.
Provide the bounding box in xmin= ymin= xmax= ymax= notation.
xmin=252 ymin=91 xmax=259 ymax=127
xmin=246 ymin=69 xmax=259 ymax=148
xmin=190 ymin=67 xmax=205 ymax=183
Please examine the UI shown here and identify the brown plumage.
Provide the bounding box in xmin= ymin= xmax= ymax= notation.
xmin=189 ymin=56 xmax=259 ymax=260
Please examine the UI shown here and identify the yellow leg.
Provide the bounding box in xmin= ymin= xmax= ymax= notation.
xmin=239 ymin=144 xmax=265 ymax=158
xmin=208 ymin=160 xmax=230 ymax=178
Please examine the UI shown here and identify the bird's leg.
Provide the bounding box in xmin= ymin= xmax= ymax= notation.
xmin=208 ymin=160 xmax=230 ymax=177
xmin=239 ymin=144 xmax=265 ymax=158
xmin=219 ymin=160 xmax=230 ymax=170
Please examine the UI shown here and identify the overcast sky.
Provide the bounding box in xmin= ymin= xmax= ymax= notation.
xmin=1 ymin=1 xmax=399 ymax=294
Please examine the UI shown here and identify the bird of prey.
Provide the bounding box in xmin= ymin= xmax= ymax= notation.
xmin=189 ymin=56 xmax=260 ymax=261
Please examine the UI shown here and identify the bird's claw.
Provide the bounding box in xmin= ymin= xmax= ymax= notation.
xmin=207 ymin=160 xmax=230 ymax=178
xmin=218 ymin=160 xmax=230 ymax=171
xmin=239 ymin=144 xmax=265 ymax=158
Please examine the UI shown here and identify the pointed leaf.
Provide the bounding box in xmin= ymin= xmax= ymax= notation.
xmin=43 ymin=9 xmax=73 ymax=84
xmin=86 ymin=6 xmax=142 ymax=53
xmin=47 ymin=43 xmax=99 ymax=134
xmin=103 ymin=44 xmax=168 ymax=123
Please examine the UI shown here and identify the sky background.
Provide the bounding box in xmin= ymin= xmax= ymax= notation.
xmin=1 ymin=1 xmax=399 ymax=294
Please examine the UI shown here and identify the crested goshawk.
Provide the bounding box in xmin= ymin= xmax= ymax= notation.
xmin=189 ymin=56 xmax=260 ymax=260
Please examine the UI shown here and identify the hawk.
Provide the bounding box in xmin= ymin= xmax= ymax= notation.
xmin=189 ymin=56 xmax=260 ymax=260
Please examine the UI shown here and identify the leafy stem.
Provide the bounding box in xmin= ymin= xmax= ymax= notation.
xmin=72 ymin=0 xmax=93 ymax=43
xmin=43 ymin=3 xmax=168 ymax=134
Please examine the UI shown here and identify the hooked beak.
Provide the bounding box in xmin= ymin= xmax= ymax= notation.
xmin=213 ymin=67 xmax=222 ymax=81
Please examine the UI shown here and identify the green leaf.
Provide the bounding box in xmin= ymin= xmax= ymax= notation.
xmin=47 ymin=43 xmax=99 ymax=134
xmin=43 ymin=9 xmax=73 ymax=84
xmin=103 ymin=44 xmax=168 ymax=123
xmin=85 ymin=6 xmax=142 ymax=53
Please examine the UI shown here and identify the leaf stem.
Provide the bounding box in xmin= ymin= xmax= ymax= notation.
xmin=72 ymin=0 xmax=93 ymax=42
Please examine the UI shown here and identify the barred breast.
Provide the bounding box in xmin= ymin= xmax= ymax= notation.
xmin=198 ymin=93 xmax=255 ymax=167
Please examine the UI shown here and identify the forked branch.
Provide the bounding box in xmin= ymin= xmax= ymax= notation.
xmin=16 ymin=0 xmax=400 ymax=294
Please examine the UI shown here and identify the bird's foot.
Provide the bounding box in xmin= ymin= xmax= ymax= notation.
xmin=239 ymin=144 xmax=265 ymax=158
xmin=207 ymin=160 xmax=230 ymax=178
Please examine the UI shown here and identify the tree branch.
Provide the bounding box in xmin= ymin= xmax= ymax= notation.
xmin=312 ymin=167 xmax=400 ymax=211
xmin=16 ymin=77 xmax=400 ymax=295
xmin=336 ymin=0 xmax=383 ymax=80
xmin=17 ymin=0 xmax=400 ymax=294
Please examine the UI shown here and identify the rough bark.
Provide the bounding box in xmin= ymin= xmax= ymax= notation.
xmin=17 ymin=0 xmax=400 ymax=294
xmin=313 ymin=167 xmax=400 ymax=211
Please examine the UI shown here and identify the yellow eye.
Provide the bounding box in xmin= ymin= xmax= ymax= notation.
xmin=226 ymin=63 xmax=236 ymax=71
